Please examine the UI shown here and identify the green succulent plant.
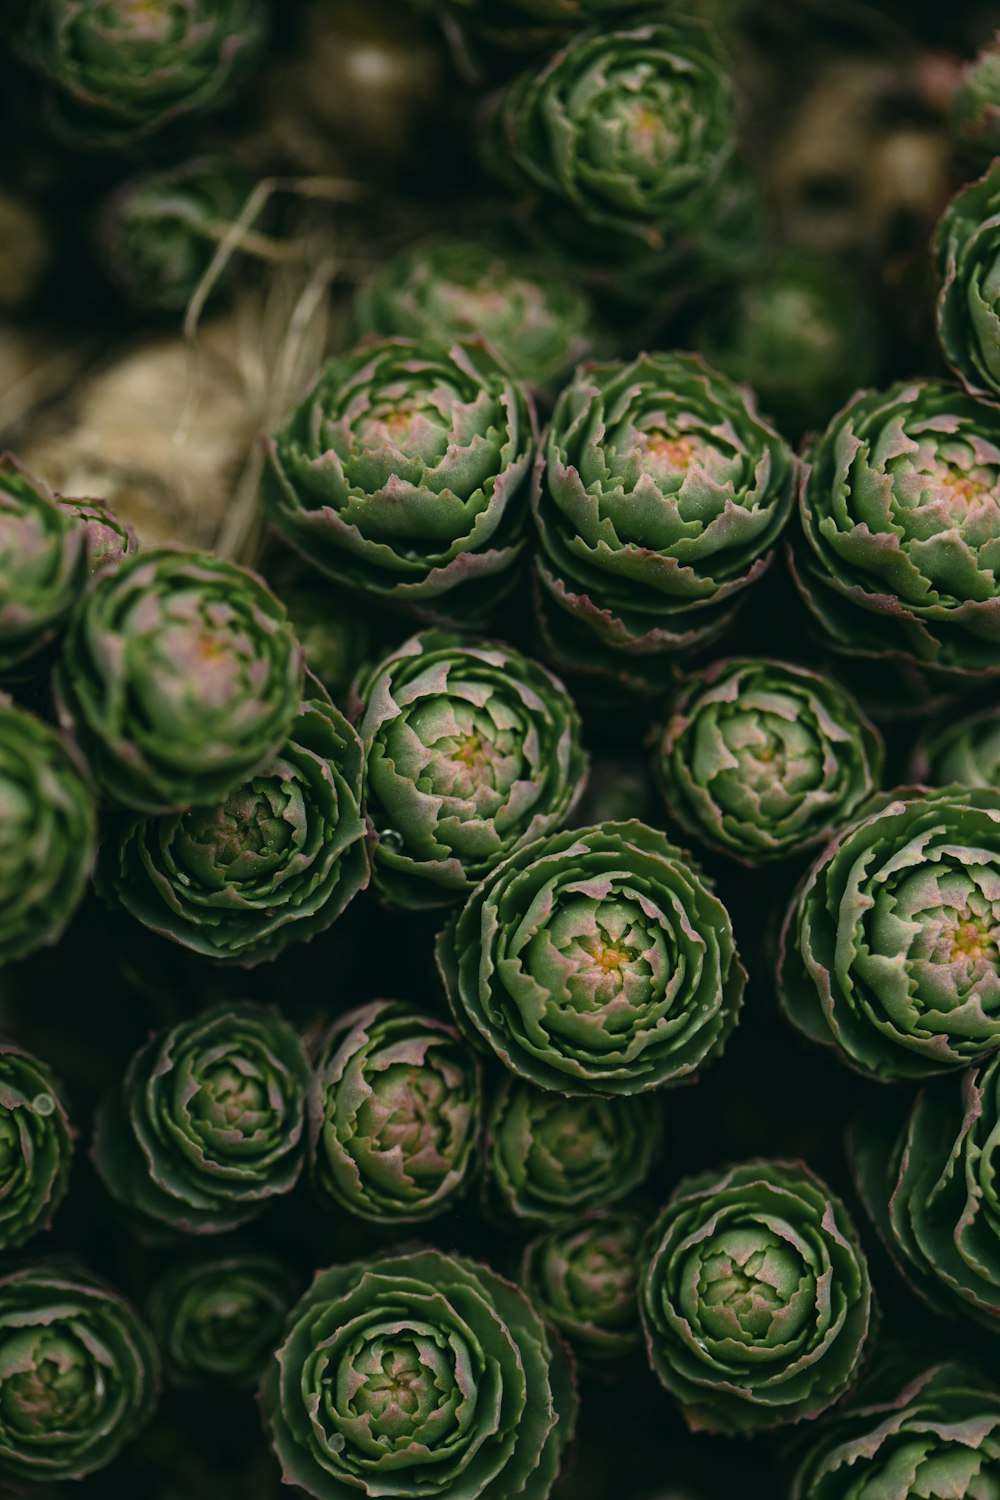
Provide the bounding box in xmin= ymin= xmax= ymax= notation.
xmin=354 ymin=631 xmax=586 ymax=909
xmin=53 ymin=546 xmax=304 ymax=812
xmin=0 ymin=1264 xmax=159 ymax=1481
xmin=438 ymin=820 xmax=744 ymax=1094
xmin=149 ymin=1251 xmax=299 ymax=1388
xmin=654 ymin=658 xmax=883 ymax=865
xmin=521 ymin=1209 xmax=645 ymax=1369
xmin=0 ymin=699 xmax=97 ymax=967
xmin=0 ymin=1040 xmax=73 ymax=1249
xmin=951 ymin=33 xmax=1000 ymax=162
xmin=96 ymin=692 xmax=369 ymax=964
xmin=533 ymin=352 xmax=795 ymax=692
xmin=310 ymin=999 xmax=482 ymax=1223
xmin=93 ymin=1003 xmax=310 ymax=1235
xmin=263 ymin=338 xmax=535 ymax=626
xmin=260 ymin=1247 xmax=577 ymax=1500
xmin=0 ymin=456 xmax=86 ymax=679
xmin=936 ymin=160 xmax=1000 ymax=403
xmin=911 ymin=703 xmax=1000 ymax=787
xmin=25 ymin=0 xmax=268 ymax=147
xmin=779 ymin=787 xmax=1000 ymax=1081
xmin=641 ymin=1160 xmax=872 ymax=1435
xmin=58 ymin=493 xmax=138 ymax=573
xmin=482 ymin=1074 xmax=660 ymax=1227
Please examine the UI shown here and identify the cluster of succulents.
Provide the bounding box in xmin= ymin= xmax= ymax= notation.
xmin=4 ymin=0 xmax=1000 ymax=1496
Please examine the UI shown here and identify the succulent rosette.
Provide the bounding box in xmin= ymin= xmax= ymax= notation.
xmin=0 ymin=455 xmax=85 ymax=678
xmin=911 ymin=703 xmax=1000 ymax=787
xmin=0 ymin=1041 xmax=73 ymax=1250
xmin=533 ymin=353 xmax=795 ymax=689
xmin=0 ymin=1264 xmax=159 ymax=1481
xmin=95 ymin=692 xmax=369 ymax=964
xmin=0 ymin=700 xmax=97 ymax=967
xmin=951 ymin=34 xmax=1000 ymax=162
xmin=851 ymin=1051 xmax=1000 ymax=1331
xmin=25 ymin=0 xmax=268 ymax=148
xmin=787 ymin=1363 xmax=1000 ymax=1499
xmin=93 ymin=1002 xmax=310 ymax=1235
xmin=438 ymin=820 xmax=744 ymax=1095
xmin=100 ymin=155 xmax=251 ymax=313
xmin=936 ymin=161 xmax=1000 ymax=403
xmin=354 ymin=239 xmax=595 ymax=392
xmin=354 ymin=631 xmax=586 ymax=910
xmin=482 ymin=1075 xmax=660 ymax=1227
xmin=281 ymin=580 xmax=372 ymax=701
xmin=779 ymin=787 xmax=1000 ymax=1081
xmin=58 ymin=493 xmax=137 ymax=573
xmin=260 ymin=1247 xmax=577 ymax=1500
xmin=53 ymin=546 xmax=304 ymax=812
xmin=521 ymin=1209 xmax=645 ymax=1369
xmin=654 ymin=659 xmax=883 ymax=865
xmin=148 ymin=1251 xmax=299 ymax=1388
xmin=310 ymin=999 xmax=481 ymax=1224
xmin=263 ymin=337 xmax=535 ymax=625
xmin=794 ymin=379 xmax=1000 ymax=677
xmin=640 ymin=1160 xmax=872 ymax=1436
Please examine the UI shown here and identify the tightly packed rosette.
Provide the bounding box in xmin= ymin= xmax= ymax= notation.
xmin=58 ymin=493 xmax=137 ymax=574
xmin=936 ymin=160 xmax=1000 ymax=403
xmin=53 ymin=546 xmax=304 ymax=812
xmin=779 ymin=787 xmax=1000 ymax=1081
xmin=654 ymin=659 xmax=883 ymax=865
xmin=787 ymin=1363 xmax=1000 ymax=1499
xmin=0 ymin=456 xmax=85 ymax=678
xmin=438 ymin=820 xmax=744 ymax=1095
xmin=260 ymin=1247 xmax=577 ymax=1500
xmin=354 ymin=238 xmax=595 ymax=392
xmin=851 ymin=1050 xmax=1000 ymax=1332
xmin=24 ymin=0 xmax=268 ymax=147
xmin=0 ymin=1264 xmax=159 ymax=1481
xmin=149 ymin=1251 xmax=299 ymax=1388
xmin=100 ymin=155 xmax=251 ymax=313
xmin=96 ymin=692 xmax=369 ymax=964
xmin=481 ymin=1075 xmax=660 ymax=1227
xmin=521 ymin=1209 xmax=645 ymax=1369
xmin=0 ymin=700 xmax=97 ymax=967
xmin=640 ymin=1160 xmax=872 ymax=1436
xmin=93 ymin=1002 xmax=310 ymax=1235
xmin=532 ymin=353 xmax=795 ymax=690
xmin=793 ymin=379 xmax=1000 ymax=678
xmin=951 ymin=36 xmax=1000 ymax=163
xmin=354 ymin=631 xmax=586 ymax=909
xmin=911 ymin=703 xmax=1000 ymax=787
xmin=263 ymin=337 xmax=535 ymax=625
xmin=0 ymin=1041 xmax=73 ymax=1249
xmin=310 ymin=1000 xmax=481 ymax=1224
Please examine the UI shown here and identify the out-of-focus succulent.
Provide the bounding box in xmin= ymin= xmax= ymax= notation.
xmin=310 ymin=999 xmax=481 ymax=1224
xmin=354 ymin=631 xmax=586 ymax=910
xmin=24 ymin=0 xmax=268 ymax=148
xmin=149 ymin=1252 xmax=299 ymax=1388
xmin=936 ymin=160 xmax=1000 ymax=403
xmin=263 ymin=338 xmax=535 ymax=625
xmin=787 ymin=1363 xmax=1000 ymax=1499
xmin=281 ymin=580 xmax=372 ymax=701
xmin=911 ymin=703 xmax=1000 ymax=787
xmin=0 ymin=1264 xmax=159 ymax=1481
xmin=96 ymin=693 xmax=369 ymax=964
xmin=691 ymin=255 xmax=877 ymax=435
xmin=58 ymin=493 xmax=138 ymax=573
xmin=0 ymin=1041 xmax=73 ymax=1249
xmin=951 ymin=33 xmax=1000 ymax=162
xmin=0 ymin=456 xmax=85 ymax=679
xmin=521 ymin=1210 xmax=645 ymax=1369
xmin=482 ymin=1075 xmax=660 ymax=1227
xmin=654 ymin=659 xmax=883 ymax=865
xmin=260 ymin=1247 xmax=577 ymax=1500
xmin=793 ymin=379 xmax=1000 ymax=679
xmin=354 ymin=239 xmax=595 ymax=392
xmin=100 ymin=156 xmax=251 ymax=313
xmin=641 ymin=1160 xmax=872 ymax=1435
xmin=438 ymin=820 xmax=743 ymax=1095
xmin=53 ymin=546 xmax=304 ymax=812
xmin=0 ymin=700 xmax=97 ymax=967
xmin=779 ymin=787 xmax=1000 ymax=1081
xmin=93 ymin=1003 xmax=310 ymax=1235
xmin=533 ymin=353 xmax=795 ymax=691
xmin=851 ymin=1051 xmax=1000 ymax=1332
